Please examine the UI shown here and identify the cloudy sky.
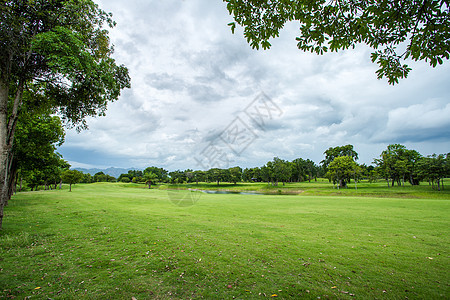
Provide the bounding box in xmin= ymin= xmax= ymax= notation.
xmin=58 ymin=0 xmax=450 ymax=171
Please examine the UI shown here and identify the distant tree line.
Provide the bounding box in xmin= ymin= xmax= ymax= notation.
xmin=13 ymin=141 xmax=449 ymax=193
xmin=113 ymin=144 xmax=449 ymax=191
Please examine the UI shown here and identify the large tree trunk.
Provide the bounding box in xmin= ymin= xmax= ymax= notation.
xmin=6 ymin=161 xmax=18 ymax=205
xmin=0 ymin=77 xmax=24 ymax=229
xmin=0 ymin=78 xmax=10 ymax=229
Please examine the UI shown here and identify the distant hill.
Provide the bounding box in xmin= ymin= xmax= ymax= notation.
xmin=74 ymin=167 xmax=140 ymax=178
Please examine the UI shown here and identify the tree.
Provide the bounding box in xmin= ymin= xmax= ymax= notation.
xmin=0 ymin=0 xmax=130 ymax=228
xmin=322 ymin=145 xmax=358 ymax=172
xmin=118 ymin=173 xmax=132 ymax=183
xmin=418 ymin=154 xmax=447 ymax=191
xmin=242 ymin=167 xmax=261 ymax=182
xmin=305 ymin=159 xmax=318 ymax=182
xmin=192 ymin=170 xmax=206 ymax=184
xmin=144 ymin=167 xmax=169 ymax=183
xmin=404 ymin=149 xmax=422 ymax=185
xmin=81 ymin=173 xmax=93 ymax=184
xmin=291 ymin=158 xmax=307 ymax=182
xmin=229 ymin=166 xmax=242 ymax=184
xmin=326 ymin=156 xmax=357 ymax=188
xmin=224 ymin=0 xmax=450 ymax=84
xmin=61 ymin=170 xmax=84 ymax=192
xmin=93 ymin=171 xmax=115 ymax=182
xmin=12 ymin=107 xmax=66 ymax=194
xmin=272 ymin=157 xmax=291 ymax=186
xmin=260 ymin=164 xmax=274 ymax=185
xmin=169 ymin=170 xmax=186 ymax=184
xmin=120 ymin=176 xmax=131 ymax=183
xmin=143 ymin=172 xmax=158 ymax=189
xmin=206 ymin=168 xmax=222 ymax=185
xmin=374 ymin=144 xmax=422 ymax=187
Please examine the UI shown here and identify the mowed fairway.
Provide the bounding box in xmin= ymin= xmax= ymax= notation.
xmin=0 ymin=183 xmax=449 ymax=299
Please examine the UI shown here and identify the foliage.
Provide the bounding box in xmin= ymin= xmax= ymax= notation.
xmin=374 ymin=144 xmax=422 ymax=187
xmin=93 ymin=172 xmax=115 ymax=183
xmin=13 ymin=107 xmax=67 ymax=191
xmin=321 ymin=144 xmax=358 ymax=170
xmin=143 ymin=172 xmax=158 ymax=188
xmin=228 ymin=166 xmax=242 ymax=184
xmin=80 ymin=173 xmax=93 ymax=184
xmin=144 ymin=166 xmax=168 ymax=182
xmin=169 ymin=170 xmax=187 ymax=184
xmin=224 ymin=0 xmax=450 ymax=84
xmin=61 ymin=169 xmax=83 ymax=191
xmin=206 ymin=168 xmax=225 ymax=185
xmin=271 ymin=157 xmax=290 ymax=185
xmin=0 ymin=0 xmax=131 ymax=127
xmin=417 ymin=153 xmax=448 ymax=191
xmin=118 ymin=170 xmax=144 ymax=183
xmin=326 ymin=156 xmax=357 ymax=188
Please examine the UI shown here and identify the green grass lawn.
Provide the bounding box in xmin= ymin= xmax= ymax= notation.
xmin=1 ymin=182 xmax=449 ymax=299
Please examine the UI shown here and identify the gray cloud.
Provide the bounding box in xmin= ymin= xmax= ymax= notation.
xmin=373 ymin=99 xmax=450 ymax=143
xmin=145 ymin=73 xmax=185 ymax=91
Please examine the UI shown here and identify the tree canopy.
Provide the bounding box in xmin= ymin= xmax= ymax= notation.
xmin=224 ymin=0 xmax=450 ymax=84
xmin=321 ymin=144 xmax=358 ymax=170
xmin=0 ymin=0 xmax=130 ymax=129
xmin=326 ymin=155 xmax=357 ymax=188
xmin=61 ymin=169 xmax=83 ymax=192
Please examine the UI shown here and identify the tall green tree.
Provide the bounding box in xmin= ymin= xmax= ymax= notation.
xmin=228 ymin=166 xmax=242 ymax=185
xmin=145 ymin=167 xmax=168 ymax=183
xmin=260 ymin=163 xmax=274 ymax=185
xmin=304 ymin=159 xmax=318 ymax=182
xmin=326 ymin=156 xmax=357 ymax=188
xmin=374 ymin=144 xmax=422 ymax=187
xmin=143 ymin=172 xmax=158 ymax=189
xmin=0 ymin=0 xmax=130 ymax=228
xmin=192 ymin=170 xmax=206 ymax=184
xmin=61 ymin=169 xmax=84 ymax=192
xmin=417 ymin=154 xmax=447 ymax=191
xmin=322 ymin=145 xmax=358 ymax=172
xmin=272 ymin=157 xmax=291 ymax=186
xmin=242 ymin=167 xmax=261 ymax=182
xmin=206 ymin=168 xmax=223 ymax=186
xmin=224 ymin=0 xmax=450 ymax=84
xmin=291 ymin=158 xmax=307 ymax=182
xmin=12 ymin=107 xmax=66 ymax=195
xmin=93 ymin=172 xmax=115 ymax=183
xmin=169 ymin=170 xmax=187 ymax=184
